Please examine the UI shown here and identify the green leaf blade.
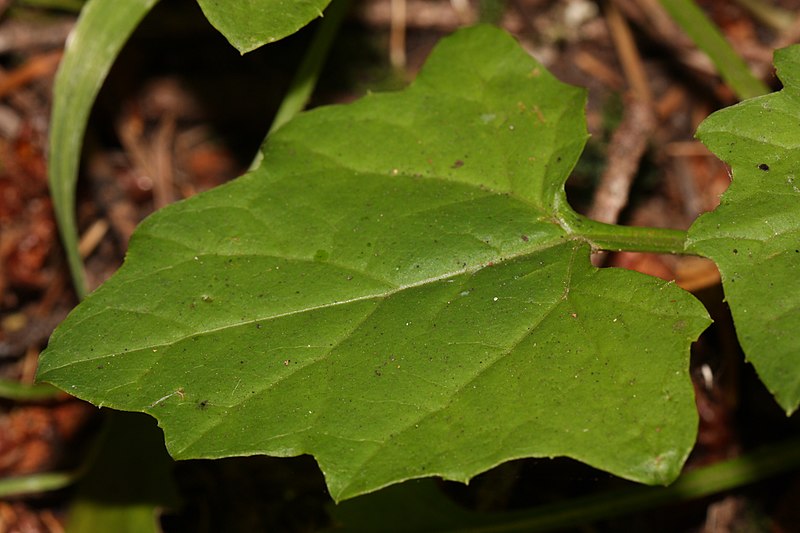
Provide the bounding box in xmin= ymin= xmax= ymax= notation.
xmin=659 ymin=0 xmax=769 ymax=100
xmin=688 ymin=45 xmax=800 ymax=414
xmin=196 ymin=0 xmax=332 ymax=53
xmin=49 ymin=0 xmax=337 ymax=299
xmin=49 ymin=0 xmax=161 ymax=299
xmin=40 ymin=26 xmax=709 ymax=500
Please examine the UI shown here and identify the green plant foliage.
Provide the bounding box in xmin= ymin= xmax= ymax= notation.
xmin=49 ymin=0 xmax=161 ymax=299
xmin=66 ymin=412 xmax=179 ymax=533
xmin=688 ymin=45 xmax=800 ymax=414
xmin=38 ymin=26 xmax=709 ymax=501
xmin=332 ymin=435 xmax=800 ymax=531
xmin=659 ymin=0 xmax=768 ymax=100
xmin=49 ymin=0 xmax=333 ymax=298
xmin=196 ymin=0 xmax=332 ymax=53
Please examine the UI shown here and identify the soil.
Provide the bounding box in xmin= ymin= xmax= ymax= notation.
xmin=1 ymin=0 xmax=799 ymax=531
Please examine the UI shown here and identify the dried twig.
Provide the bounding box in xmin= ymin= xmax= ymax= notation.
xmin=152 ymin=112 xmax=176 ymax=208
xmin=0 ymin=18 xmax=75 ymax=54
xmin=587 ymin=97 xmax=655 ymax=225
xmin=0 ymin=51 xmax=62 ymax=100
xmin=605 ymin=1 xmax=652 ymax=105
xmin=612 ymin=0 xmax=717 ymax=76
xmin=356 ymin=0 xmax=466 ymax=30
xmin=588 ymin=3 xmax=656 ymax=227
xmin=574 ymin=50 xmax=625 ymax=91
xmin=116 ymin=107 xmax=177 ymax=209
xmin=389 ymin=0 xmax=406 ymax=69
xmin=77 ymin=219 xmax=109 ymax=259
xmin=588 ymin=3 xmax=658 ymax=267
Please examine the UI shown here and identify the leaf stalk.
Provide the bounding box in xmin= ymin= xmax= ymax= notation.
xmin=560 ymin=211 xmax=691 ymax=255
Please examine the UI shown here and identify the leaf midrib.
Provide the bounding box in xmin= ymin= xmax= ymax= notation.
xmin=41 ymin=236 xmax=576 ymax=375
xmin=170 ymin=243 xmax=580 ymax=484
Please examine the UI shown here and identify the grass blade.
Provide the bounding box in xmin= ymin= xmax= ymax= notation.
xmin=0 ymin=379 xmax=61 ymax=400
xmin=48 ymin=0 xmax=160 ymax=299
xmin=659 ymin=0 xmax=769 ymax=99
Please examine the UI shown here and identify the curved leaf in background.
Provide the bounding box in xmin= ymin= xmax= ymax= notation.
xmin=49 ymin=0 xmax=161 ymax=299
xmin=196 ymin=0 xmax=332 ymax=53
xmin=688 ymin=45 xmax=800 ymax=414
xmin=39 ymin=26 xmax=710 ymax=501
xmin=49 ymin=0 xmax=331 ymax=299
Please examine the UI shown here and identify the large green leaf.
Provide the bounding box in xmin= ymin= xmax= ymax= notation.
xmin=688 ymin=45 xmax=800 ymax=414
xmin=196 ymin=0 xmax=332 ymax=53
xmin=39 ymin=26 xmax=709 ymax=501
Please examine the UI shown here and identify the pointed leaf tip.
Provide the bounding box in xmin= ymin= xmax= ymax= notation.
xmin=196 ymin=0 xmax=333 ymax=53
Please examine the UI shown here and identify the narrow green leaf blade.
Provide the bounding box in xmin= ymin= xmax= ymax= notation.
xmin=40 ymin=26 xmax=709 ymax=501
xmin=196 ymin=0 xmax=332 ymax=53
xmin=688 ymin=45 xmax=800 ymax=414
xmin=659 ymin=0 xmax=769 ymax=100
xmin=49 ymin=0 xmax=161 ymax=299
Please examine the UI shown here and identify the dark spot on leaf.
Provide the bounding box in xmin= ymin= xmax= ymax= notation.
xmin=197 ymin=400 xmax=209 ymax=410
xmin=521 ymin=234 xmax=529 ymax=242
xmin=733 ymin=249 xmax=738 ymax=254
xmin=451 ymin=159 xmax=464 ymax=169
xmin=758 ymin=163 xmax=769 ymax=171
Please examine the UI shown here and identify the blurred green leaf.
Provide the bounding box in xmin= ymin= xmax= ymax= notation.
xmin=66 ymin=411 xmax=179 ymax=533
xmin=660 ymin=0 xmax=769 ymax=99
xmin=196 ymin=0 xmax=332 ymax=54
xmin=0 ymin=379 xmax=61 ymax=400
